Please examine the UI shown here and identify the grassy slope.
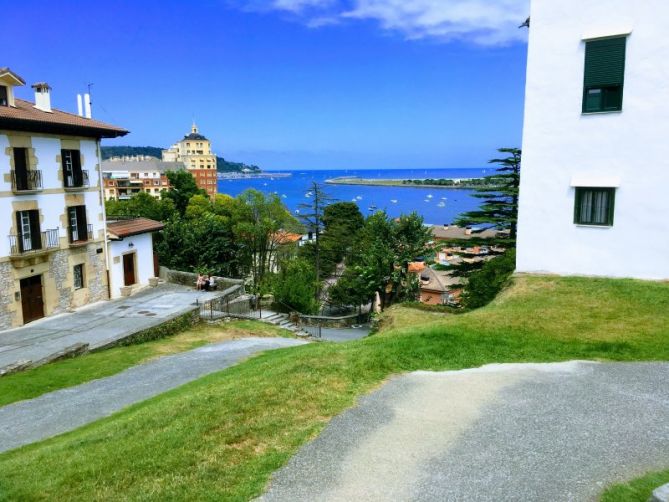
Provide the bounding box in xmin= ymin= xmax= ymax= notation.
xmin=602 ymin=468 xmax=669 ymax=501
xmin=0 ymin=320 xmax=291 ymax=408
xmin=0 ymin=276 xmax=667 ymax=500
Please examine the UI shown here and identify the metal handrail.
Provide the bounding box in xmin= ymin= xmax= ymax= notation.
xmin=8 ymin=228 xmax=59 ymax=255
xmin=11 ymin=170 xmax=42 ymax=192
xmin=64 ymin=169 xmax=90 ymax=188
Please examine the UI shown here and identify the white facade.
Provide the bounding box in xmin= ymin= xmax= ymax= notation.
xmin=516 ymin=0 xmax=669 ymax=280
xmin=108 ymin=232 xmax=155 ymax=299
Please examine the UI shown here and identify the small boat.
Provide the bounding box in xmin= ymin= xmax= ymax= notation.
xmin=390 ymin=199 xmax=398 ymax=203
xmin=356 ymin=195 xmax=363 ymax=200
xmin=282 ymin=194 xmax=287 ymax=198
xmin=437 ymin=202 xmax=446 ymax=208
xmin=368 ymin=205 xmax=377 ymax=211
xmin=427 ymin=194 xmax=433 ymax=199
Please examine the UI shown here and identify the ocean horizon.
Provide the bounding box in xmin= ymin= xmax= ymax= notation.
xmin=218 ymin=167 xmax=495 ymax=225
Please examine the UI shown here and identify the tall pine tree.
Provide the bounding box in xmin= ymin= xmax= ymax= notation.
xmin=445 ymin=147 xmax=521 ymax=277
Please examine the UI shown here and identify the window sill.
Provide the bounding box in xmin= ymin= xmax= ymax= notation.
xmin=581 ymin=110 xmax=622 ymax=116
xmin=574 ymin=224 xmax=613 ymax=229
xmin=64 ymin=186 xmax=90 ymax=192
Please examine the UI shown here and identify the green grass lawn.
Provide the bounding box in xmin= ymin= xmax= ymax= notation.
xmin=0 ymin=320 xmax=292 ymax=408
xmin=602 ymin=468 xmax=669 ymax=501
xmin=0 ymin=275 xmax=667 ymax=501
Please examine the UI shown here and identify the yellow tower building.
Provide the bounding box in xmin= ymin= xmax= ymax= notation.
xmin=162 ymin=123 xmax=217 ymax=196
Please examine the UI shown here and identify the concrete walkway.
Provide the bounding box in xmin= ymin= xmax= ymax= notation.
xmin=260 ymin=361 xmax=669 ymax=501
xmin=0 ymin=337 xmax=306 ymax=453
xmin=0 ymin=283 xmax=220 ymax=370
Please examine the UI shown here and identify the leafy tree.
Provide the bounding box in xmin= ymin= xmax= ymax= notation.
xmin=446 ymin=147 xmax=521 ymax=277
xmin=105 ymin=192 xmax=176 ymax=222
xmin=156 ymin=214 xmax=243 ymax=277
xmin=232 ymin=189 xmax=295 ymax=299
xmin=322 ymin=202 xmax=365 ymax=264
xmin=163 ymin=170 xmax=206 ymax=215
xmin=338 ymin=211 xmax=432 ymax=310
xmin=272 ymin=258 xmax=319 ymax=314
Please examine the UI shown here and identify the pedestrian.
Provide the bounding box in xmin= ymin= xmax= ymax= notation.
xmin=196 ymin=274 xmax=205 ymax=291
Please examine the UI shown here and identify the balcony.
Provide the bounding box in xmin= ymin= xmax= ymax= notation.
xmin=9 ymin=228 xmax=60 ymax=256
xmin=11 ymin=170 xmax=43 ymax=193
xmin=64 ymin=170 xmax=90 ymax=189
xmin=69 ymin=224 xmax=94 ymax=246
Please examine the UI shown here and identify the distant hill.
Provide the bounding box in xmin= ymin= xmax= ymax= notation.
xmin=100 ymin=146 xmax=261 ymax=173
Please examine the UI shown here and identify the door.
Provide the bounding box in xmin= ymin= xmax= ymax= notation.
xmin=20 ymin=275 xmax=44 ymax=324
xmin=123 ymin=253 xmax=136 ymax=286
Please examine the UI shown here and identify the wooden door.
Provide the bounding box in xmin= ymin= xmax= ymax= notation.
xmin=20 ymin=275 xmax=44 ymax=324
xmin=123 ymin=253 xmax=136 ymax=286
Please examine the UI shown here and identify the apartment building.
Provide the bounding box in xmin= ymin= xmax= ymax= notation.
xmin=0 ymin=67 xmax=127 ymax=328
xmin=162 ymin=123 xmax=218 ymax=196
xmin=516 ymin=0 xmax=669 ymax=280
xmin=102 ymin=158 xmax=181 ymax=200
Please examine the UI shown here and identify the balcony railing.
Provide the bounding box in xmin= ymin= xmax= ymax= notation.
xmin=64 ymin=170 xmax=90 ymax=189
xmin=69 ymin=224 xmax=94 ymax=245
xmin=9 ymin=228 xmax=59 ymax=256
xmin=11 ymin=170 xmax=43 ymax=192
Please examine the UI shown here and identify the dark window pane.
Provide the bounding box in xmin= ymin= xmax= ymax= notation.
xmin=0 ymin=86 xmax=7 ymax=106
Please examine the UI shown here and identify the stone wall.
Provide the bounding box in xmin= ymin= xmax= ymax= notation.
xmin=298 ymin=312 xmax=368 ymax=328
xmin=159 ymin=266 xmax=245 ymax=291
xmin=0 ymin=262 xmax=14 ymax=330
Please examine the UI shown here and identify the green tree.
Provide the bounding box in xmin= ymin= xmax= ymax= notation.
xmin=163 ymin=170 xmax=206 ymax=215
xmin=339 ymin=211 xmax=432 ymax=311
xmin=232 ymin=189 xmax=295 ymax=299
xmin=446 ymin=147 xmax=521 ymax=277
xmin=297 ymin=182 xmax=333 ymax=300
xmin=322 ymin=202 xmax=365 ymax=264
xmin=272 ymin=258 xmax=319 ymax=314
xmin=105 ymin=192 xmax=176 ymax=222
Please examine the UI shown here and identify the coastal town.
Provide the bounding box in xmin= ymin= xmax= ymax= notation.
xmin=0 ymin=0 xmax=668 ymax=500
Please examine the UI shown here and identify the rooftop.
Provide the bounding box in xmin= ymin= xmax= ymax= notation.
xmin=107 ymin=218 xmax=165 ymax=240
xmin=102 ymin=159 xmax=186 ymax=174
xmin=0 ymin=98 xmax=128 ymax=139
xmin=431 ymin=225 xmax=499 ymax=241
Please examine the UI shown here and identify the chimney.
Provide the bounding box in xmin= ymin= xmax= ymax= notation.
xmin=32 ymin=82 xmax=52 ymax=112
xmin=77 ymin=94 xmax=83 ymax=116
xmin=84 ymin=93 xmax=92 ymax=118
xmin=465 ymin=226 xmax=473 ymax=236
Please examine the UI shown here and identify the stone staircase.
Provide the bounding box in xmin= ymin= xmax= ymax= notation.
xmin=260 ymin=312 xmax=312 ymax=338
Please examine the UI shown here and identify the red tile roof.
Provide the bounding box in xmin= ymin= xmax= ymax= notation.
xmin=107 ymin=218 xmax=164 ymax=239
xmin=0 ymin=99 xmax=128 ymax=138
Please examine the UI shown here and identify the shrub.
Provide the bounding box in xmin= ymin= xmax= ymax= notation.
xmin=272 ymin=258 xmax=319 ymax=314
xmin=462 ymin=249 xmax=516 ymax=309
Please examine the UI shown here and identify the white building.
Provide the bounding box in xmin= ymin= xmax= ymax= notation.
xmin=107 ymin=218 xmax=164 ymax=298
xmin=101 ymin=158 xmax=183 ymax=200
xmin=516 ymin=0 xmax=669 ymax=280
xmin=0 ymin=68 xmax=127 ymax=328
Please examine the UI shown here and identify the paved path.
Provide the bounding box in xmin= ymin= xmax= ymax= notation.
xmin=261 ymin=361 xmax=669 ymax=501
xmin=0 ymin=337 xmax=306 ymax=453
xmin=0 ymin=283 xmax=220 ymax=369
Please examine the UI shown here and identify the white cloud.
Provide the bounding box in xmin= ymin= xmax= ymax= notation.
xmin=248 ymin=0 xmax=530 ymax=46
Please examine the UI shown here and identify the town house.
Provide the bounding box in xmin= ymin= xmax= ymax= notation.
xmin=0 ymin=68 xmax=127 ymax=329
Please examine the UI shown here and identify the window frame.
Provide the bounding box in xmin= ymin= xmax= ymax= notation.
xmin=573 ymin=187 xmax=616 ymax=227
xmin=582 ymin=36 xmax=627 ymax=114
xmin=0 ymin=85 xmax=7 ymax=106
xmin=73 ymin=264 xmax=85 ymax=289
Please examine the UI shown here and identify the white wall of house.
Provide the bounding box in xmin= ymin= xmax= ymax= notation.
xmin=516 ymin=0 xmax=669 ymax=280
xmin=108 ymin=232 xmax=155 ymax=298
xmin=0 ymin=135 xmax=104 ymax=257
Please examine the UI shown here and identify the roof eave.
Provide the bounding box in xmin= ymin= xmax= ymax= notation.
xmin=0 ymin=117 xmax=129 ymax=139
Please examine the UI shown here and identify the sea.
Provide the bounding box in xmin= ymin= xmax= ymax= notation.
xmin=217 ymin=168 xmax=491 ymax=226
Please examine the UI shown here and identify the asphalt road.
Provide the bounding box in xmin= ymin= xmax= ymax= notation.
xmin=260 ymin=361 xmax=669 ymax=502
xmin=0 ymin=337 xmax=306 ymax=453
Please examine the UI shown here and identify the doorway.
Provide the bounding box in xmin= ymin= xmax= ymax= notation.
xmin=123 ymin=253 xmax=136 ymax=286
xmin=20 ymin=275 xmax=44 ymax=324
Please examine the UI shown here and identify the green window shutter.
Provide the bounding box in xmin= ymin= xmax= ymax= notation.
xmin=584 ymin=37 xmax=626 ymax=87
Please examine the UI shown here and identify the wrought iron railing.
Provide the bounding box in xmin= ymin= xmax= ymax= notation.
xmin=11 ymin=169 xmax=42 ymax=192
xmin=69 ymin=224 xmax=94 ymax=244
xmin=9 ymin=228 xmax=59 ymax=255
xmin=64 ymin=169 xmax=89 ymax=188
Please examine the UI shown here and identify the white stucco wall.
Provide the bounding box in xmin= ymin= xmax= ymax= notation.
xmin=516 ymin=0 xmax=669 ymax=280
xmin=108 ymin=232 xmax=155 ymax=298
xmin=0 ymin=134 xmax=105 ymax=257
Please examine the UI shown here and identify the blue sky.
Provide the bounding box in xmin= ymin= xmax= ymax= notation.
xmin=5 ymin=0 xmax=529 ymax=170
